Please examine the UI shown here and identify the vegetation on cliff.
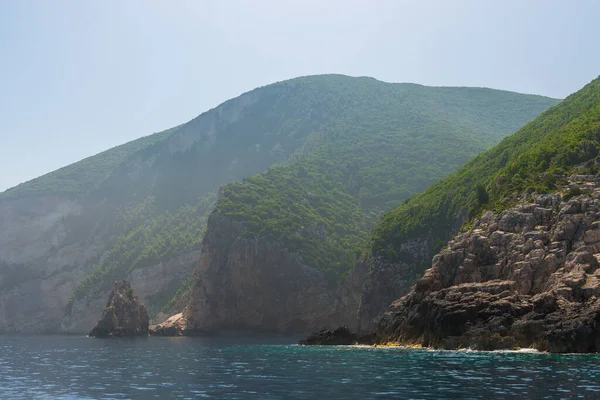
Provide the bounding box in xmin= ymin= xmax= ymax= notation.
xmin=213 ymin=78 xmax=558 ymax=279
xmin=371 ymin=76 xmax=600 ymax=265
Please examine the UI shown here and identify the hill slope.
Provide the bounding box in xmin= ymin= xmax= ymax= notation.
xmin=0 ymin=74 xmax=558 ymax=333
xmin=179 ymin=78 xmax=559 ymax=333
xmin=359 ymin=75 xmax=600 ymax=331
xmin=373 ymin=76 xmax=600 ymax=352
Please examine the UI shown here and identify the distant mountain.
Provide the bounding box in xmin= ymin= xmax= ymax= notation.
xmin=0 ymin=74 xmax=559 ymax=333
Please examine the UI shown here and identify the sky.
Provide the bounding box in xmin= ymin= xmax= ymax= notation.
xmin=0 ymin=0 xmax=599 ymax=192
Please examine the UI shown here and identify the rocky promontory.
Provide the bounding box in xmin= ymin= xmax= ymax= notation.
xmin=180 ymin=213 xmax=360 ymax=334
xmin=88 ymin=281 xmax=149 ymax=338
xmin=377 ymin=175 xmax=600 ymax=353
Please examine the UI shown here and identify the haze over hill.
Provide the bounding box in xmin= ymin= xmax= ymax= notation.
xmin=0 ymin=74 xmax=559 ymax=334
xmin=1 ymin=1 xmax=598 ymax=194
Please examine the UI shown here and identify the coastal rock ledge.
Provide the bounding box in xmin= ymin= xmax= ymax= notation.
xmin=88 ymin=281 xmax=149 ymax=338
xmin=299 ymin=326 xmax=375 ymax=345
xmin=378 ymin=176 xmax=600 ymax=353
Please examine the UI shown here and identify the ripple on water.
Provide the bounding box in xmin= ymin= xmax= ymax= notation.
xmin=1 ymin=336 xmax=600 ymax=399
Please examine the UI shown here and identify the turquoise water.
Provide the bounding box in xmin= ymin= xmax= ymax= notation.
xmin=1 ymin=335 xmax=599 ymax=399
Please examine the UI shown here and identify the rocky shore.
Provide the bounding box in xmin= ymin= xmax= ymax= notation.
xmin=376 ymin=175 xmax=600 ymax=352
xmin=88 ymin=281 xmax=149 ymax=338
xmin=299 ymin=175 xmax=600 ymax=353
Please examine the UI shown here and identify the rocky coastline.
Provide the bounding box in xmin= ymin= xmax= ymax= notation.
xmin=375 ymin=175 xmax=600 ymax=352
xmin=300 ymin=175 xmax=600 ymax=353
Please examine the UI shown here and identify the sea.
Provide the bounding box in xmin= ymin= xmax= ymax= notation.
xmin=0 ymin=335 xmax=599 ymax=399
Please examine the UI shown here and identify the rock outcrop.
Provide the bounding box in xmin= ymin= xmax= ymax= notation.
xmin=88 ymin=281 xmax=149 ymax=337
xmin=377 ymin=176 xmax=600 ymax=353
xmin=182 ymin=213 xmax=363 ymax=334
xmin=61 ymin=250 xmax=199 ymax=333
xmin=299 ymin=326 xmax=375 ymax=345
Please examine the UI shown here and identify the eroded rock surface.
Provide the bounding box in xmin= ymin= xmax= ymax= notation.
xmin=378 ymin=176 xmax=600 ymax=352
xmin=88 ymin=281 xmax=149 ymax=338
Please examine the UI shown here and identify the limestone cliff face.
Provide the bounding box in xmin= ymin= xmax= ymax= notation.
xmin=183 ymin=213 xmax=362 ymax=333
xmin=377 ymin=175 xmax=600 ymax=352
xmin=356 ymin=238 xmax=435 ymax=333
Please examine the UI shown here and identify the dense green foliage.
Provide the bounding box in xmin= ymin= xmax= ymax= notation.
xmin=371 ymin=76 xmax=600 ymax=263
xmin=213 ymin=76 xmax=558 ymax=279
xmin=0 ymin=126 xmax=179 ymax=200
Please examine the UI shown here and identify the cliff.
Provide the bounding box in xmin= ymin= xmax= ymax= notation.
xmin=377 ymin=174 xmax=600 ymax=352
xmin=182 ymin=213 xmax=362 ymax=333
xmin=89 ymin=280 xmax=149 ymax=337
xmin=356 ymin=236 xmax=439 ymax=332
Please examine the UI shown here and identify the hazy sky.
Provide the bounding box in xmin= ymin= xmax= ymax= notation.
xmin=0 ymin=0 xmax=598 ymax=192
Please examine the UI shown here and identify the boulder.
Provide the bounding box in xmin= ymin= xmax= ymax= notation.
xmin=149 ymin=312 xmax=187 ymax=336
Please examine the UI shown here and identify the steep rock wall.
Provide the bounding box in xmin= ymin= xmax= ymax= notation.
xmin=377 ymin=175 xmax=600 ymax=352
xmin=356 ymin=211 xmax=468 ymax=333
xmin=183 ymin=213 xmax=362 ymax=333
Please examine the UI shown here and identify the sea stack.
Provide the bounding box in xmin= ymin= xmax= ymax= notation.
xmin=88 ymin=280 xmax=149 ymax=338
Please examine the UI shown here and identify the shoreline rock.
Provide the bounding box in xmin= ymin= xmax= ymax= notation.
xmin=88 ymin=281 xmax=149 ymax=338
xmin=299 ymin=326 xmax=375 ymax=345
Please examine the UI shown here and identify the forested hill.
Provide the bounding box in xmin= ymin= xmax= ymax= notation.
xmin=357 ymin=75 xmax=600 ymax=331
xmin=371 ymin=75 xmax=600 ymax=263
xmin=207 ymin=77 xmax=559 ymax=281
xmin=0 ymin=74 xmax=559 ymax=333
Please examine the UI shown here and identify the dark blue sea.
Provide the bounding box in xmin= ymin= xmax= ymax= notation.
xmin=1 ymin=335 xmax=599 ymax=399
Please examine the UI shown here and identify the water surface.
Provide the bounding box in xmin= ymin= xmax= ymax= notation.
xmin=1 ymin=335 xmax=599 ymax=399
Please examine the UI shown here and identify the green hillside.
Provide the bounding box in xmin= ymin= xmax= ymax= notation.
xmin=211 ymin=77 xmax=559 ymax=281
xmin=371 ymin=75 xmax=600 ymax=266
xmin=58 ymin=75 xmax=558 ymax=317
